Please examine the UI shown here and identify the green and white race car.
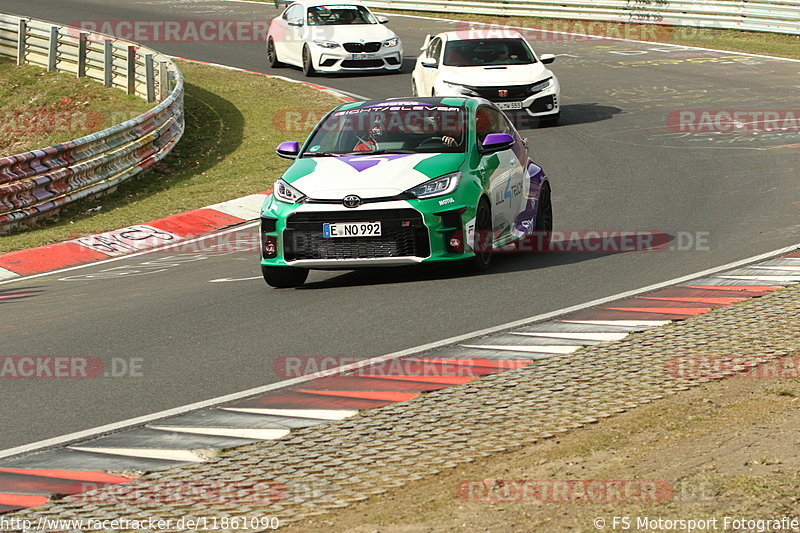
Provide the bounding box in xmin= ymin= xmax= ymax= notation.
xmin=260 ymin=96 xmax=552 ymax=287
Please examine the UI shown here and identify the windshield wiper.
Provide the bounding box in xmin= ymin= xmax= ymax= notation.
xmin=339 ymin=149 xmax=418 ymax=155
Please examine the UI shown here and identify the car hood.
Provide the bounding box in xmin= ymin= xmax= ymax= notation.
xmin=439 ymin=63 xmax=551 ymax=86
xmin=307 ymin=24 xmax=396 ymax=43
xmin=283 ymin=152 xmax=465 ymax=199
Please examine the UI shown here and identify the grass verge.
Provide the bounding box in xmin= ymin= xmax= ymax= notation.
xmin=0 ymin=60 xmax=344 ymax=253
xmin=0 ymin=57 xmax=152 ymax=155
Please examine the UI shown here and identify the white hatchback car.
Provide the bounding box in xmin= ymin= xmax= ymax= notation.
xmin=267 ymin=0 xmax=403 ymax=76
xmin=411 ymin=31 xmax=560 ymax=124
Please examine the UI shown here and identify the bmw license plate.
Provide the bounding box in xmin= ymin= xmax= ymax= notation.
xmin=323 ymin=222 xmax=382 ymax=238
xmin=497 ymin=101 xmax=523 ymax=110
xmin=350 ymin=53 xmax=378 ymax=60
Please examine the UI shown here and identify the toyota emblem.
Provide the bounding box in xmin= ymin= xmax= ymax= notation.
xmin=498 ymin=89 xmax=509 ymax=97
xmin=343 ymin=195 xmax=362 ymax=208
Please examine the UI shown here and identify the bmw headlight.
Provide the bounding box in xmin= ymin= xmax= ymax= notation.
xmin=383 ymin=37 xmax=399 ymax=47
xmin=313 ymin=40 xmax=340 ymax=49
xmin=441 ymin=81 xmax=479 ymax=97
xmin=529 ymin=77 xmax=552 ymax=94
xmin=274 ymin=179 xmax=306 ymax=204
xmin=407 ymin=171 xmax=461 ymax=199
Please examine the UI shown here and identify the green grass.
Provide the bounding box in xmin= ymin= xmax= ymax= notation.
xmin=0 ymin=57 xmax=152 ymax=155
xmin=0 ymin=60 xmax=344 ymax=253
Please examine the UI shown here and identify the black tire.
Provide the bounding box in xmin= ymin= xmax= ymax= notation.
xmin=302 ymin=45 xmax=316 ymax=77
xmin=534 ymin=182 xmax=553 ymax=251
xmin=468 ymin=198 xmax=493 ymax=272
xmin=267 ymin=39 xmax=284 ymax=68
xmin=539 ymin=112 xmax=560 ymax=127
xmin=262 ymin=265 xmax=309 ymax=288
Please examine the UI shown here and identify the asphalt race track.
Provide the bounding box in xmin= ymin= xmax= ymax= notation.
xmin=0 ymin=0 xmax=798 ymax=450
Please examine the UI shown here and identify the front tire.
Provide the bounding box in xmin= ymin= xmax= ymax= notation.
xmin=302 ymin=45 xmax=316 ymax=77
xmin=262 ymin=265 xmax=309 ymax=288
xmin=267 ymin=39 xmax=284 ymax=68
xmin=468 ymin=198 xmax=493 ymax=272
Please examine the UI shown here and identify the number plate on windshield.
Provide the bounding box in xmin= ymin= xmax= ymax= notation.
xmin=323 ymin=222 xmax=382 ymax=238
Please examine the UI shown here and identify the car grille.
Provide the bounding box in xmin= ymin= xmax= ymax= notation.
xmin=283 ymin=209 xmax=430 ymax=261
xmin=467 ymin=84 xmax=536 ymax=101
xmin=340 ymin=59 xmax=384 ymax=68
xmin=343 ymin=42 xmax=381 ymax=53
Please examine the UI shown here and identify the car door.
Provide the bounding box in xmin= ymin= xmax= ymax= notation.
xmin=277 ymin=3 xmax=304 ymax=65
xmin=475 ymin=105 xmax=526 ymax=242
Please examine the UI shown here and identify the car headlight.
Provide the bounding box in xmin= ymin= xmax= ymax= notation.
xmin=313 ymin=40 xmax=340 ymax=49
xmin=406 ymin=171 xmax=461 ymax=199
xmin=383 ymin=37 xmax=399 ymax=48
xmin=441 ymin=81 xmax=479 ymax=97
xmin=529 ymin=77 xmax=552 ymax=94
xmin=274 ymin=179 xmax=306 ymax=204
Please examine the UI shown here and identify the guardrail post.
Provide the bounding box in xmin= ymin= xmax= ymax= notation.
xmin=145 ymin=54 xmax=155 ymax=103
xmin=47 ymin=26 xmax=58 ymax=71
xmin=127 ymin=45 xmax=136 ymax=95
xmin=103 ymin=39 xmax=113 ymax=87
xmin=16 ymin=19 xmax=27 ymax=65
xmin=158 ymin=61 xmax=168 ymax=102
xmin=77 ymin=32 xmax=88 ymax=78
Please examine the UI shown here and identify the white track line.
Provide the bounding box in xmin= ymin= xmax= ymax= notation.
xmin=1 ymin=242 xmax=797 ymax=460
xmin=512 ymin=332 xmax=630 ymax=342
xmin=461 ymin=344 xmax=581 ymax=354
xmin=719 ymin=275 xmax=800 ymax=282
xmin=562 ymin=320 xmax=672 ymax=327
xmin=147 ymin=426 xmax=290 ymax=440
xmin=68 ymin=447 xmax=207 ymax=463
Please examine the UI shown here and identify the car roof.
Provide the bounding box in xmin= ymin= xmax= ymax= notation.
xmin=435 ymin=30 xmax=526 ymax=42
xmin=286 ymin=0 xmax=369 ymax=8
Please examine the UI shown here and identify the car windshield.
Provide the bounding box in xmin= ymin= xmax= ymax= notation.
xmin=306 ymin=5 xmax=376 ymax=25
xmin=442 ymin=39 xmax=536 ymax=67
xmin=301 ymin=102 xmax=468 ymax=155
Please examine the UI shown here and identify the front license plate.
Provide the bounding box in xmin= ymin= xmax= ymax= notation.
xmin=497 ymin=101 xmax=523 ymax=110
xmin=323 ymin=222 xmax=382 ymax=238
xmin=350 ymin=53 xmax=378 ymax=60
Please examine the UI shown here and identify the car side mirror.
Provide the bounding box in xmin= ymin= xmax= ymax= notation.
xmin=540 ymin=54 xmax=556 ymax=64
xmin=287 ymin=18 xmax=303 ymax=27
xmin=481 ymin=133 xmax=515 ymax=152
xmin=421 ymin=57 xmax=438 ymax=68
xmin=376 ymin=15 xmax=389 ymax=23
xmin=276 ymin=141 xmax=300 ymax=159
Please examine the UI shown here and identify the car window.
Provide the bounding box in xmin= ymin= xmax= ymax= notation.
xmin=475 ymin=105 xmax=512 ymax=145
xmin=306 ymin=5 xmax=377 ymax=25
xmin=427 ymin=38 xmax=442 ymax=62
xmin=443 ymin=38 xmax=536 ymax=67
xmin=283 ymin=4 xmax=302 ymax=21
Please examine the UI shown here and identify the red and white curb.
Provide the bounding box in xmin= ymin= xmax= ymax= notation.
xmin=0 ymin=193 xmax=270 ymax=280
xmin=1 ymin=246 xmax=798 ymax=513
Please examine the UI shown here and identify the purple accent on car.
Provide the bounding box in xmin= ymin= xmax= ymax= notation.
xmin=364 ymin=101 xmax=433 ymax=108
xmin=339 ymin=153 xmax=412 ymax=172
xmin=276 ymin=141 xmax=300 ymax=155
xmin=482 ymin=133 xmax=514 ymax=148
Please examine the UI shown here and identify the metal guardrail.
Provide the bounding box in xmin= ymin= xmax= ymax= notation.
xmin=366 ymin=0 xmax=800 ymax=35
xmin=0 ymin=14 xmax=184 ymax=233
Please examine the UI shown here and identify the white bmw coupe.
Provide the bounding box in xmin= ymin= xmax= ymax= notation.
xmin=411 ymin=30 xmax=560 ymax=125
xmin=267 ymin=0 xmax=403 ymax=76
